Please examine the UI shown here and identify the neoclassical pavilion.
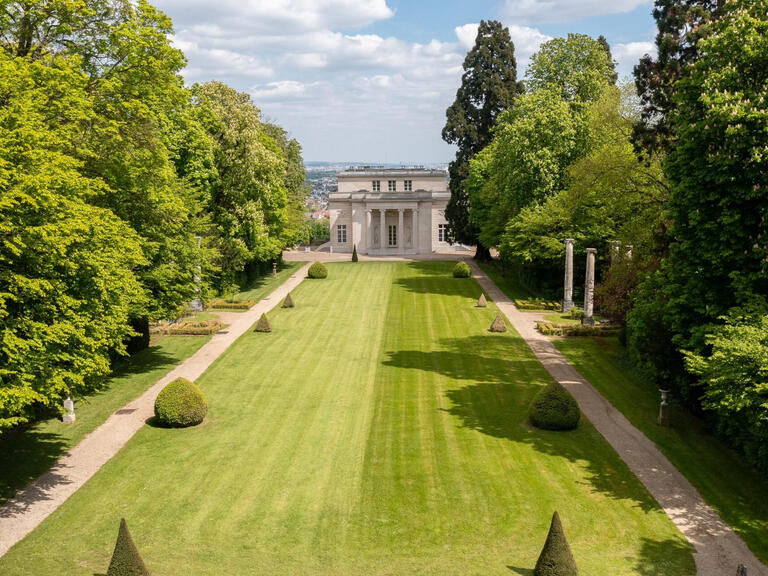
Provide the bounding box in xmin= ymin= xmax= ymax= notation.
xmin=328 ymin=167 xmax=451 ymax=255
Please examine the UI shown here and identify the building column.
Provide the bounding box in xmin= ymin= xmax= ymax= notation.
xmin=413 ymin=208 xmax=420 ymax=254
xmin=363 ymin=209 xmax=370 ymax=254
xmin=582 ymin=248 xmax=597 ymax=326
xmin=398 ymin=208 xmax=404 ymax=253
xmin=563 ymin=238 xmax=574 ymax=313
xmin=349 ymin=203 xmax=355 ymax=251
xmin=379 ymin=208 xmax=386 ymax=254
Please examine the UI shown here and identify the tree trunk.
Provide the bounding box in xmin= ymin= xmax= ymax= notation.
xmin=474 ymin=242 xmax=492 ymax=262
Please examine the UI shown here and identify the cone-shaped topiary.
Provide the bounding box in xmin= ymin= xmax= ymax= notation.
xmin=308 ymin=261 xmax=328 ymax=279
xmin=154 ymin=378 xmax=207 ymax=427
xmin=107 ymin=518 xmax=150 ymax=576
xmin=282 ymin=292 xmax=294 ymax=308
xmin=534 ymin=511 xmax=579 ymax=576
xmin=453 ymin=261 xmax=471 ymax=278
xmin=352 ymin=244 xmax=358 ymax=262
xmin=529 ymin=382 xmax=580 ymax=431
xmin=255 ymin=313 xmax=272 ymax=332
xmin=490 ymin=314 xmax=507 ymax=332
xmin=477 ymin=293 xmax=487 ymax=308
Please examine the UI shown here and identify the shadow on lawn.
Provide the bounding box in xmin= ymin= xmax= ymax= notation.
xmin=0 ymin=345 xmax=180 ymax=505
xmin=384 ymin=336 xmax=660 ymax=514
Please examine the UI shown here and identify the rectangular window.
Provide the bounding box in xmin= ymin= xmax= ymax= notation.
xmin=372 ymin=180 xmax=380 ymax=192
xmin=388 ymin=180 xmax=396 ymax=192
xmin=438 ymin=224 xmax=447 ymax=242
xmin=404 ymin=180 xmax=412 ymax=192
xmin=337 ymin=224 xmax=347 ymax=243
xmin=388 ymin=224 xmax=397 ymax=246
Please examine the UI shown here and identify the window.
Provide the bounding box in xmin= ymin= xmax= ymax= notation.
xmin=404 ymin=180 xmax=412 ymax=192
xmin=388 ymin=180 xmax=396 ymax=192
xmin=388 ymin=224 xmax=397 ymax=246
xmin=438 ymin=224 xmax=447 ymax=242
xmin=337 ymin=224 xmax=347 ymax=243
xmin=372 ymin=180 xmax=380 ymax=192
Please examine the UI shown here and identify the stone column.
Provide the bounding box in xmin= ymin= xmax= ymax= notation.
xmin=563 ymin=238 xmax=574 ymax=313
xmin=349 ymin=203 xmax=355 ymax=250
xmin=625 ymin=245 xmax=633 ymax=260
xmin=364 ymin=209 xmax=371 ymax=254
xmin=610 ymin=240 xmax=621 ymax=263
xmin=582 ymin=248 xmax=597 ymax=326
xmin=398 ymin=208 xmax=404 ymax=253
xmin=379 ymin=208 xmax=386 ymax=254
xmin=413 ymin=208 xmax=420 ymax=254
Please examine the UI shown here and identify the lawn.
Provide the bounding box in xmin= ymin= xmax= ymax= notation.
xmin=0 ymin=335 xmax=210 ymax=504
xmin=554 ymin=337 xmax=768 ymax=564
xmin=224 ymin=260 xmax=305 ymax=303
xmin=0 ymin=262 xmax=693 ymax=576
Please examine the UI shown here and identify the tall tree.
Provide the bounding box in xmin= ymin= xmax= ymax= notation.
xmin=633 ymin=0 xmax=723 ymax=153
xmin=442 ymin=20 xmax=523 ymax=260
xmin=597 ymin=35 xmax=618 ymax=85
xmin=627 ymin=0 xmax=768 ymax=399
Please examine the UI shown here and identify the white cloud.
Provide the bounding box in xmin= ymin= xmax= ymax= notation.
xmin=613 ymin=41 xmax=656 ymax=70
xmin=501 ymin=0 xmax=651 ymax=24
xmin=455 ymin=23 xmax=479 ymax=50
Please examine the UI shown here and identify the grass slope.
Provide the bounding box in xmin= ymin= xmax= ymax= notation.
xmin=0 ymin=336 xmax=210 ymax=504
xmin=227 ymin=261 xmax=305 ymax=302
xmin=554 ymin=337 xmax=768 ymax=563
xmin=0 ymin=263 xmax=693 ymax=576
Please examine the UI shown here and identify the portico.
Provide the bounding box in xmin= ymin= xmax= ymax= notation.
xmin=328 ymin=168 xmax=450 ymax=255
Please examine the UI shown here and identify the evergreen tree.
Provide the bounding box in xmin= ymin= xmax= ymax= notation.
xmin=633 ymin=0 xmax=723 ymax=153
xmin=282 ymin=293 xmax=294 ymax=308
xmin=534 ymin=511 xmax=578 ymax=576
xmin=352 ymin=244 xmax=358 ymax=262
xmin=254 ymin=313 xmax=272 ymax=333
xmin=107 ymin=519 xmax=149 ymax=576
xmin=442 ymin=20 xmax=523 ymax=260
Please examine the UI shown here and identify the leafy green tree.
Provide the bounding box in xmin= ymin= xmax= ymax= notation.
xmin=190 ymin=82 xmax=290 ymax=283
xmin=628 ymin=0 xmax=768 ymax=397
xmin=526 ymin=33 xmax=615 ymax=105
xmin=442 ymin=20 xmax=523 ymax=260
xmin=0 ymin=53 xmax=145 ymax=430
xmin=684 ymin=312 xmax=768 ymax=472
xmin=597 ymin=35 xmax=618 ymax=85
xmin=633 ymin=0 xmax=723 ymax=153
xmin=497 ymin=85 xmax=667 ymax=293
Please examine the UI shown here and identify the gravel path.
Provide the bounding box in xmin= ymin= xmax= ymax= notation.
xmin=469 ymin=261 xmax=767 ymax=576
xmin=0 ymin=263 xmax=311 ymax=558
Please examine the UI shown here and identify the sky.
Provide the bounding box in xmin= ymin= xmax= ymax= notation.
xmin=153 ymin=0 xmax=659 ymax=164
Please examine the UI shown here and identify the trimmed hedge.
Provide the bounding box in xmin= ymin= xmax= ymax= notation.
xmin=282 ymin=293 xmax=294 ymax=308
xmin=477 ymin=293 xmax=487 ymax=308
xmin=308 ymin=261 xmax=328 ymax=279
xmin=514 ymin=298 xmax=562 ymax=311
xmin=536 ymin=321 xmax=621 ymax=337
xmin=352 ymin=245 xmax=358 ymax=262
xmin=529 ymin=382 xmax=580 ymax=431
xmin=254 ymin=313 xmax=272 ymax=333
xmin=107 ymin=518 xmax=149 ymax=576
xmin=490 ymin=314 xmax=507 ymax=333
xmin=453 ymin=261 xmax=471 ymax=278
xmin=154 ymin=320 xmax=224 ymax=335
xmin=209 ymin=299 xmax=254 ymax=310
xmin=154 ymin=378 xmax=208 ymax=427
xmin=534 ymin=511 xmax=579 ymax=576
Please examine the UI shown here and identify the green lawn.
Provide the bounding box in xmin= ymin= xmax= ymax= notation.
xmin=224 ymin=260 xmax=305 ymax=303
xmin=0 ymin=336 xmax=210 ymax=504
xmin=554 ymin=337 xmax=768 ymax=564
xmin=478 ymin=261 xmax=535 ymax=300
xmin=0 ymin=262 xmax=693 ymax=576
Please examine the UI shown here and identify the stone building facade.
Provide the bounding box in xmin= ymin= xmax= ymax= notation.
xmin=328 ymin=168 xmax=451 ymax=255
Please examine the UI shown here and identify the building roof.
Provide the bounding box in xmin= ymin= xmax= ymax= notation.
xmin=338 ymin=166 xmax=447 ymax=178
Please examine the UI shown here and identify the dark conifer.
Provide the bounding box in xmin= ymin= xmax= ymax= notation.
xmin=107 ymin=519 xmax=149 ymax=576
xmin=534 ymin=511 xmax=578 ymax=576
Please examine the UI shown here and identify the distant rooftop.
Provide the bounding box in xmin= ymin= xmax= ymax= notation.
xmin=338 ymin=165 xmax=447 ymax=177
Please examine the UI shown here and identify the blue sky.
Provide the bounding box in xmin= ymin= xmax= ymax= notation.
xmin=153 ymin=0 xmax=658 ymax=163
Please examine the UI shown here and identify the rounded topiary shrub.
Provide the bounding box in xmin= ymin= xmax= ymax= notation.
xmin=529 ymin=382 xmax=580 ymax=431
xmin=308 ymin=261 xmax=328 ymax=279
xmin=154 ymin=378 xmax=207 ymax=427
xmin=453 ymin=261 xmax=471 ymax=278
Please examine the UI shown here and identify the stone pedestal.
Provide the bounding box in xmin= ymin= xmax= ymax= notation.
xmin=563 ymin=238 xmax=574 ymax=312
xmin=582 ymin=248 xmax=596 ymax=325
xmin=658 ymin=389 xmax=670 ymax=426
xmin=62 ymin=396 xmax=76 ymax=424
xmin=272 ymin=262 xmax=277 ymax=278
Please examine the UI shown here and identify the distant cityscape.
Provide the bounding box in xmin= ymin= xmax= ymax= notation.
xmin=304 ymin=161 xmax=449 ymax=219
